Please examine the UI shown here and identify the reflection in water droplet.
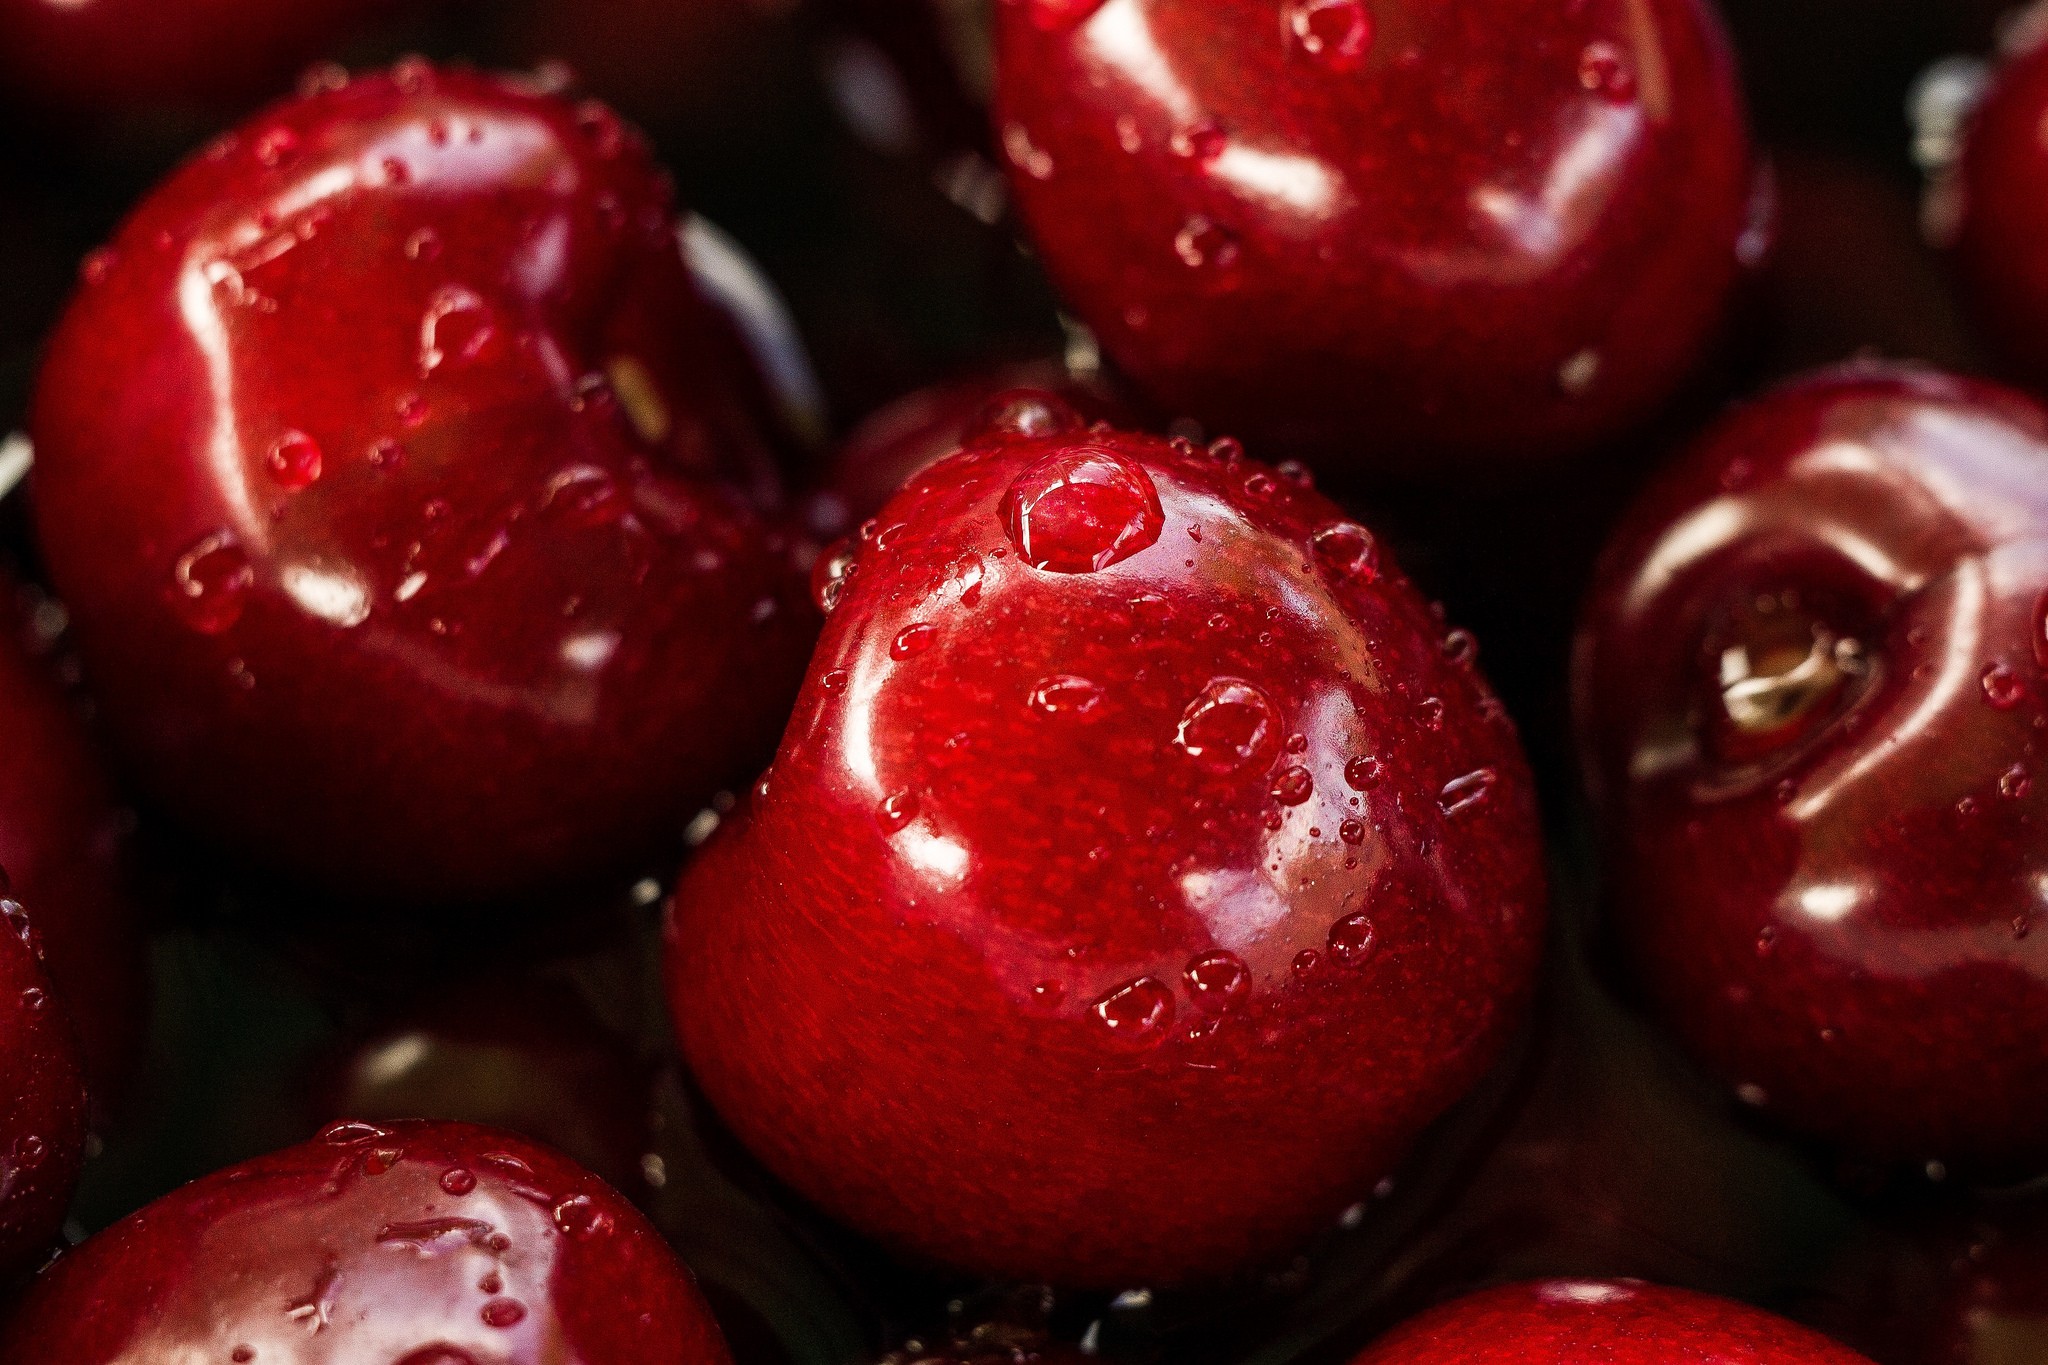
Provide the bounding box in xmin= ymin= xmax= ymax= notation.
xmin=172 ymin=533 xmax=254 ymax=634
xmin=1270 ymin=766 xmax=1314 ymax=805
xmin=1415 ymin=697 xmax=1444 ymax=731
xmin=420 ymin=286 xmax=498 ymax=374
xmin=891 ymin=623 xmax=937 ymax=659
xmin=1174 ymin=216 xmax=1243 ymax=286
xmin=1091 ymin=976 xmax=1175 ymax=1045
xmin=2002 ymin=764 xmax=2032 ymax=799
xmin=552 ymin=1194 xmax=614 ymax=1238
xmin=1311 ymin=523 xmax=1379 ymax=584
xmin=480 ymin=1300 xmax=527 ymax=1329
xmin=877 ymin=790 xmax=920 ymax=833
xmin=1029 ymin=674 xmax=1105 ymax=718
xmin=1345 ymin=755 xmax=1383 ymax=790
xmin=266 ymin=430 xmax=323 ymax=490
xmin=1558 ymin=349 xmax=1602 ymax=396
xmin=1176 ymin=678 xmax=1278 ymax=773
xmin=1185 ymin=950 xmax=1250 ymax=1010
xmin=1327 ymin=913 xmax=1378 ymax=969
xmin=1339 ymin=818 xmax=1366 ymax=845
xmin=1982 ymin=662 xmax=2027 ymax=709
xmin=1000 ymin=446 xmax=1164 ymax=573
xmin=441 ymin=1167 xmax=477 ymax=1195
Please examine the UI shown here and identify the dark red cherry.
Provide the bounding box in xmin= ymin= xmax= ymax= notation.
xmin=0 ymin=580 xmax=147 ymax=1108
xmin=667 ymin=423 xmax=1547 ymax=1287
xmin=30 ymin=63 xmax=814 ymax=904
xmin=991 ymin=0 xmax=1759 ymax=478
xmin=1353 ymin=1281 xmax=1872 ymax=1365
xmin=0 ymin=1119 xmax=729 ymax=1364
xmin=0 ymin=0 xmax=394 ymax=114
xmin=0 ymin=881 xmax=88 ymax=1279
xmin=1947 ymin=27 xmax=2048 ymax=388
xmin=1575 ymin=363 xmax=2048 ymax=1176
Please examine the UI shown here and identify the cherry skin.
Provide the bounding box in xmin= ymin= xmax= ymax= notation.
xmin=0 ymin=1119 xmax=731 ymax=1365
xmin=1948 ymin=28 xmax=2048 ymax=390
xmin=990 ymin=0 xmax=1758 ymax=478
xmin=0 ymin=881 xmax=88 ymax=1279
xmin=0 ymin=581 xmax=147 ymax=1108
xmin=31 ymin=63 xmax=815 ymax=904
xmin=0 ymin=0 xmax=393 ymax=115
xmin=1353 ymin=1281 xmax=1872 ymax=1365
xmin=667 ymin=419 xmax=1548 ymax=1287
xmin=1575 ymin=363 xmax=2048 ymax=1177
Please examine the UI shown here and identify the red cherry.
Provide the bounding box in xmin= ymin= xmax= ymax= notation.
xmin=991 ymin=0 xmax=1758 ymax=478
xmin=1353 ymin=1281 xmax=1871 ymax=1365
xmin=30 ymin=64 xmax=814 ymax=903
xmin=0 ymin=881 xmax=88 ymax=1279
xmin=0 ymin=0 xmax=394 ymax=114
xmin=0 ymin=1120 xmax=729 ymax=1364
xmin=0 ymin=580 xmax=147 ymax=1108
xmin=1574 ymin=363 xmax=2048 ymax=1176
xmin=666 ymin=424 xmax=1547 ymax=1287
xmin=1949 ymin=30 xmax=2048 ymax=389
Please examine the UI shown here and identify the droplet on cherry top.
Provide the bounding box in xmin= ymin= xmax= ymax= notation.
xmin=991 ymin=0 xmax=1757 ymax=479
xmin=665 ymin=420 xmax=1547 ymax=1287
xmin=1351 ymin=1281 xmax=1874 ymax=1365
xmin=1574 ymin=363 xmax=2048 ymax=1178
xmin=28 ymin=62 xmax=816 ymax=904
xmin=0 ymin=880 xmax=88 ymax=1280
xmin=0 ymin=1121 xmax=731 ymax=1365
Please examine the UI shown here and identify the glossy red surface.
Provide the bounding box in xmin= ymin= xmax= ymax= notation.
xmin=0 ymin=1119 xmax=730 ymax=1364
xmin=0 ymin=883 xmax=88 ymax=1279
xmin=1575 ymin=364 xmax=2048 ymax=1175
xmin=0 ymin=585 xmax=147 ymax=1106
xmin=1952 ymin=30 xmax=2048 ymax=390
xmin=30 ymin=64 xmax=815 ymax=904
xmin=0 ymin=0 xmax=392 ymax=115
xmin=1353 ymin=1281 xmax=1872 ymax=1365
xmin=990 ymin=0 xmax=1759 ymax=477
xmin=667 ymin=423 xmax=1548 ymax=1287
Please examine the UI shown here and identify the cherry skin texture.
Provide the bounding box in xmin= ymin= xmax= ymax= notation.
xmin=0 ymin=0 xmax=393 ymax=115
xmin=1353 ymin=1281 xmax=1873 ymax=1365
xmin=667 ymin=417 xmax=1548 ymax=1287
xmin=1950 ymin=30 xmax=2048 ymax=390
xmin=0 ymin=585 xmax=147 ymax=1107
xmin=0 ymin=1119 xmax=730 ymax=1365
xmin=1575 ymin=364 xmax=2048 ymax=1176
xmin=0 ymin=884 xmax=88 ymax=1280
xmin=31 ymin=64 xmax=814 ymax=904
xmin=991 ymin=0 xmax=1758 ymax=478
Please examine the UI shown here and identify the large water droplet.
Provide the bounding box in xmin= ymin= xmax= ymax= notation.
xmin=1288 ymin=0 xmax=1374 ymax=70
xmin=1029 ymin=674 xmax=1105 ymax=719
xmin=1311 ymin=523 xmax=1379 ymax=584
xmin=266 ymin=430 xmax=323 ymax=490
xmin=1176 ymin=678 xmax=1278 ymax=772
xmin=319 ymin=1120 xmax=390 ymax=1146
xmin=1344 ymin=755 xmax=1383 ymax=789
xmin=1091 ymin=976 xmax=1174 ymax=1045
xmin=1438 ymin=768 xmax=1497 ymax=816
xmin=1000 ymin=446 xmax=1164 ymax=573
xmin=172 ymin=532 xmax=254 ymax=634
xmin=1327 ymin=912 xmax=1378 ymax=969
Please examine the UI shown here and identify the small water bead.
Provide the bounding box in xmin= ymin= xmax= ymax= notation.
xmin=172 ymin=533 xmax=254 ymax=635
xmin=1270 ymin=767 xmax=1315 ymax=805
xmin=1339 ymin=818 xmax=1367 ymax=845
xmin=1983 ymin=661 xmax=2027 ymax=709
xmin=1577 ymin=41 xmax=1637 ymax=100
xmin=1311 ymin=523 xmax=1379 ymax=584
xmin=1092 ymin=976 xmax=1175 ymax=1045
xmin=478 ymin=1274 xmax=503 ymax=1295
xmin=2004 ymin=764 xmax=2033 ymax=799
xmin=1031 ymin=980 xmax=1066 ymax=1006
xmin=1288 ymin=0 xmax=1374 ymax=71
xmin=1241 ymin=471 xmax=1276 ymax=500
xmin=1176 ymin=678 xmax=1278 ymax=772
xmin=811 ymin=540 xmax=858 ymax=614
xmin=877 ymin=790 xmax=920 ymax=833
xmin=821 ymin=670 xmax=850 ymax=695
xmin=480 ymin=1300 xmax=527 ymax=1329
xmin=1185 ymin=950 xmax=1250 ymax=1010
xmin=1029 ymin=674 xmax=1105 ymax=718
xmin=1345 ymin=755 xmax=1383 ymax=790
xmin=19 ymin=987 xmax=44 ymax=1012
xmin=1174 ymin=216 xmax=1242 ymax=285
xmin=552 ymin=1194 xmax=613 ymax=1238
xmin=266 ymin=430 xmax=323 ymax=490
xmin=1002 ymin=122 xmax=1056 ymax=180
xmin=232 ymin=1349 xmax=255 ymax=1364
xmin=1170 ymin=117 xmax=1229 ymax=162
xmin=1438 ymin=768 xmax=1497 ymax=816
xmin=397 ymin=392 xmax=430 ymax=428
xmin=441 ymin=1167 xmax=477 ymax=1195
xmin=944 ymin=552 xmax=986 ymax=606
xmin=419 ymin=286 xmax=498 ymax=374
xmin=1000 ymin=446 xmax=1164 ymax=573
xmin=891 ymin=623 xmax=937 ymax=659
xmin=1327 ymin=913 xmax=1378 ymax=969
xmin=1292 ymin=949 xmax=1321 ymax=978
xmin=1415 ymin=697 xmax=1445 ymax=730
xmin=404 ymin=227 xmax=443 ymax=263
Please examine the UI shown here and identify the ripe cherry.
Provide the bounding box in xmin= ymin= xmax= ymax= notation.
xmin=668 ymin=422 xmax=1547 ymax=1287
xmin=991 ymin=0 xmax=1759 ymax=478
xmin=30 ymin=63 xmax=814 ymax=904
xmin=1575 ymin=363 xmax=2048 ymax=1177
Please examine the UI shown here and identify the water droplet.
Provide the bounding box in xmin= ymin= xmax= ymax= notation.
xmin=405 ymin=227 xmax=443 ymax=263
xmin=1000 ymin=446 xmax=1164 ymax=573
xmin=1173 ymin=215 xmax=1242 ymax=285
xmin=20 ymin=987 xmax=45 ymax=1012
xmin=397 ymin=392 xmax=429 ymax=428
xmin=172 ymin=533 xmax=254 ymax=634
xmin=320 ymin=1120 xmax=390 ymax=1146
xmin=1270 ymin=766 xmax=1314 ymax=805
xmin=1983 ymin=662 xmax=2027 ymax=709
xmin=1029 ymin=674 xmax=1105 ymax=718
xmin=1338 ymin=817 xmax=1367 ymax=845
xmin=1288 ymin=0 xmax=1374 ymax=70
xmin=266 ymin=430 xmax=323 ymax=490
xmin=1311 ymin=523 xmax=1379 ymax=584
xmin=1171 ymin=117 xmax=1228 ymax=162
xmin=441 ymin=1167 xmax=477 ymax=1195
xmin=420 ymin=286 xmax=498 ymax=374
xmin=552 ymin=1194 xmax=614 ymax=1238
xmin=1091 ymin=976 xmax=1174 ymax=1045
xmin=232 ymin=1348 xmax=255 ymax=1364
xmin=1241 ymin=471 xmax=1276 ymax=500
xmin=1415 ymin=697 xmax=1444 ymax=730
xmin=877 ymin=790 xmax=920 ymax=833
xmin=1327 ymin=913 xmax=1378 ymax=969
xmin=1176 ymin=678 xmax=1278 ymax=772
xmin=1345 ymin=755 xmax=1383 ymax=790
xmin=2003 ymin=763 xmax=2033 ymax=799
xmin=1438 ymin=768 xmax=1497 ymax=816
xmin=480 ymin=1300 xmax=527 ymax=1329
xmin=1185 ymin=950 xmax=1249 ymax=1010
xmin=1577 ymin=41 xmax=1637 ymax=100
xmin=942 ymin=552 xmax=986 ymax=607
xmin=812 ymin=539 xmax=858 ymax=614
xmin=891 ymin=623 xmax=936 ymax=659
xmin=1292 ymin=949 xmax=1320 ymax=977
xmin=821 ymin=669 xmax=850 ymax=695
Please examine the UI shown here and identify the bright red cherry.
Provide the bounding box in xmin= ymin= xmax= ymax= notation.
xmin=0 ymin=580 xmax=147 ymax=1107
xmin=1947 ymin=27 xmax=2048 ymax=390
xmin=0 ymin=1119 xmax=730 ymax=1364
xmin=1575 ymin=363 xmax=2048 ymax=1177
xmin=991 ymin=0 xmax=1760 ymax=478
xmin=1353 ymin=1281 xmax=1872 ymax=1365
xmin=0 ymin=0 xmax=394 ymax=115
xmin=30 ymin=64 xmax=815 ymax=904
xmin=0 ymin=881 xmax=88 ymax=1279
xmin=667 ymin=422 xmax=1548 ymax=1287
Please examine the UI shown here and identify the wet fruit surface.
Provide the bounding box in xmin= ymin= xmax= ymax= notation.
xmin=30 ymin=63 xmax=815 ymax=904
xmin=1575 ymin=364 xmax=2048 ymax=1176
xmin=668 ymin=423 xmax=1547 ymax=1287
xmin=0 ymin=1119 xmax=731 ymax=1365
xmin=991 ymin=0 xmax=1758 ymax=476
xmin=0 ymin=880 xmax=88 ymax=1277
xmin=1353 ymin=1280 xmax=1874 ymax=1365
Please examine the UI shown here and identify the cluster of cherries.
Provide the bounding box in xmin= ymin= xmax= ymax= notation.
xmin=4 ymin=0 xmax=2048 ymax=1364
